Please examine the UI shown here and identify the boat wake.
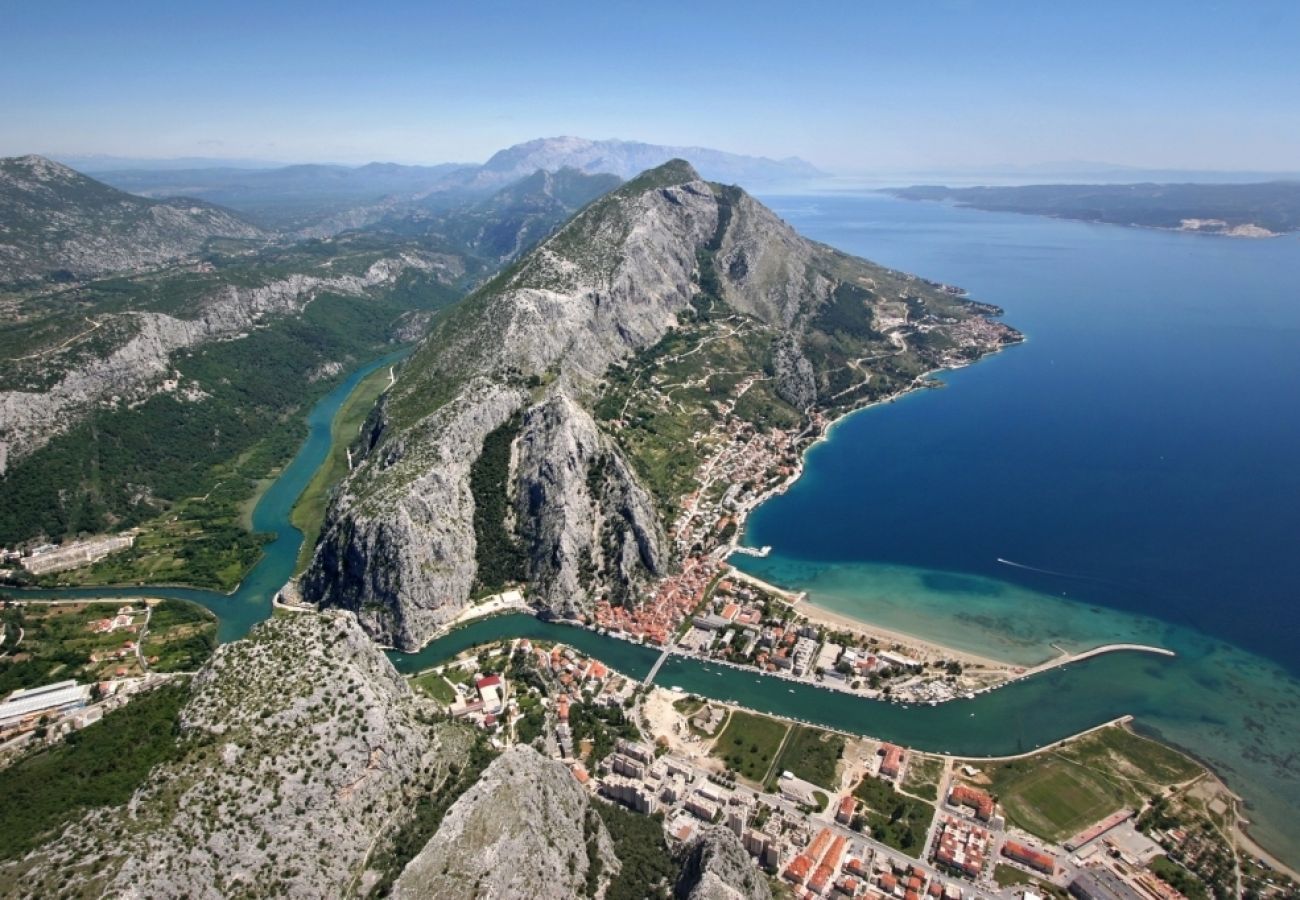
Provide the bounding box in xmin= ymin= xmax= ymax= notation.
xmin=995 ymin=558 xmax=1090 ymax=580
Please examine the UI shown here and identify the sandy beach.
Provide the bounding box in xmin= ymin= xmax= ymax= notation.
xmin=726 ymin=565 xmax=1015 ymax=672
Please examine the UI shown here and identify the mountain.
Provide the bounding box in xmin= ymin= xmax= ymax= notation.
xmin=381 ymin=167 xmax=624 ymax=261
xmin=0 ymin=157 xmax=625 ymax=590
xmin=474 ymin=136 xmax=823 ymax=187
xmin=885 ymin=182 xmax=1300 ymax=236
xmin=0 ymin=613 xmax=484 ymax=897
xmin=1 ymin=611 xmax=745 ymax=898
xmin=0 ymin=155 xmax=264 ymax=285
xmin=302 ymin=160 xmax=1018 ymax=650
xmin=91 ymin=161 xmax=478 ymax=231
xmin=84 ymin=137 xmax=824 ymax=233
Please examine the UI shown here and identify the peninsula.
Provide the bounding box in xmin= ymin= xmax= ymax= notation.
xmin=884 ymin=182 xmax=1300 ymax=237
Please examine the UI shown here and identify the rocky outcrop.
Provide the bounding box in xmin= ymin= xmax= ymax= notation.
xmin=2 ymin=613 xmax=475 ymax=899
xmin=302 ymin=378 xmax=528 ymax=649
xmin=0 ymin=253 xmax=443 ymax=471
xmin=305 ymin=163 xmax=722 ymax=646
xmin=304 ymin=159 xmax=1019 ymax=650
xmin=771 ymin=335 xmax=816 ymax=410
xmin=514 ymin=392 xmax=666 ymax=613
xmin=392 ymin=745 xmax=619 ymax=900
xmin=0 ymin=155 xmax=264 ymax=284
xmin=676 ymin=827 xmax=773 ymax=900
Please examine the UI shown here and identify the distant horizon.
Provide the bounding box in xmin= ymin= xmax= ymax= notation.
xmin=4 ymin=2 xmax=1300 ymax=173
xmin=30 ymin=141 xmax=1300 ymax=187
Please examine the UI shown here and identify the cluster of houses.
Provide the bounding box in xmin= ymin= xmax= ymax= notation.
xmin=592 ymin=554 xmax=723 ymax=645
xmin=87 ymin=605 xmax=140 ymax=634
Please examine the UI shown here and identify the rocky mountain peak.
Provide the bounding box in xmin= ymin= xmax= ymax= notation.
xmin=303 ymin=160 xmax=1018 ymax=649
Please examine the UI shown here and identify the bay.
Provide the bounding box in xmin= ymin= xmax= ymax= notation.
xmin=736 ymin=192 xmax=1300 ymax=862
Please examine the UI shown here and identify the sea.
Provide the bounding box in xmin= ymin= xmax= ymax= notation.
xmin=735 ymin=191 xmax=1300 ymax=861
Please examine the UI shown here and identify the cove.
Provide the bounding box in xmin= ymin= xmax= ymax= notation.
xmin=14 ymin=347 xmax=410 ymax=642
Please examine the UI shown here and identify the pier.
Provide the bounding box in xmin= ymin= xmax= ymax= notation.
xmin=1018 ymin=642 xmax=1175 ymax=679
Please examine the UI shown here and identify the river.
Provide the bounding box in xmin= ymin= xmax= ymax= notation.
xmin=15 ymin=347 xmax=409 ymax=643
xmin=13 ymin=200 xmax=1300 ymax=861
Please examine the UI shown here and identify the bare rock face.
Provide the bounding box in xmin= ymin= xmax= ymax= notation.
xmin=514 ymin=391 xmax=666 ymax=614
xmin=676 ymin=826 xmax=773 ymax=900
xmin=771 ymin=334 xmax=817 ymax=410
xmin=302 ymin=378 xmax=528 ymax=649
xmin=2 ymin=613 xmax=474 ymax=899
xmin=0 ymin=253 xmax=441 ymax=472
xmin=392 ymin=745 xmax=619 ymax=900
xmin=681 ymin=827 xmax=769 ymax=900
xmin=304 ymin=163 xmax=718 ymax=647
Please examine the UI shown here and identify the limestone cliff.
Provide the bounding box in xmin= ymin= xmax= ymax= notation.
xmin=392 ymin=745 xmax=620 ymax=900
xmin=304 ymin=160 xmax=1020 ymax=649
xmin=676 ymin=827 xmax=773 ymax=900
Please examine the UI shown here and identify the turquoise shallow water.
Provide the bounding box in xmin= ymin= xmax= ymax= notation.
xmin=734 ymin=193 xmax=1300 ymax=863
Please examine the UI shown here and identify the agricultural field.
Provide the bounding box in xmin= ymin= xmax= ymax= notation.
xmin=411 ymin=670 xmax=456 ymax=704
xmin=710 ymin=709 xmax=789 ymax=785
xmin=852 ymin=774 xmax=934 ymax=856
xmin=773 ymin=725 xmax=845 ymax=790
xmin=0 ymin=598 xmax=216 ymax=695
xmin=969 ymin=725 xmax=1201 ymax=844
xmin=138 ymin=599 xmax=217 ymax=672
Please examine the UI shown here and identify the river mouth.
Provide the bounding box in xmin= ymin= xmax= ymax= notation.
xmin=11 ymin=205 xmax=1300 ymax=866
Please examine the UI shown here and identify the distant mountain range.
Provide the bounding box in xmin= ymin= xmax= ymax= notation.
xmin=885 ymin=182 xmax=1300 ymax=236
xmin=0 ymin=155 xmax=264 ymax=284
xmin=67 ymin=137 xmax=823 ymax=231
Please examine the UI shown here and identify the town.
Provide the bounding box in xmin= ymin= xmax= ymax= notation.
xmin=407 ymin=635 xmax=1299 ymax=900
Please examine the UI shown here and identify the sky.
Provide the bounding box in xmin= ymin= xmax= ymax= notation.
xmin=2 ymin=0 xmax=1298 ymax=174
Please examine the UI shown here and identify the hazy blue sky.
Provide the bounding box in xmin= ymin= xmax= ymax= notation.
xmin=3 ymin=0 xmax=1297 ymax=172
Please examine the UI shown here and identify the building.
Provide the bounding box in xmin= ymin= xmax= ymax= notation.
xmin=1069 ymin=868 xmax=1146 ymax=900
xmin=0 ymin=680 xmax=91 ymax=730
xmin=932 ymin=816 xmax=990 ymax=879
xmin=1002 ymin=840 xmax=1056 ymax=875
xmin=949 ymin=783 xmax=995 ymax=820
xmin=879 ymin=743 xmax=905 ymax=778
xmin=836 ymin=794 xmax=857 ymax=824
xmin=474 ymin=674 xmax=506 ymax=713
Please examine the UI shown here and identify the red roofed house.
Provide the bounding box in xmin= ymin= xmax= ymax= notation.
xmin=1001 ymin=840 xmax=1055 ymax=874
xmin=836 ymin=794 xmax=857 ymax=824
xmin=949 ymin=784 xmax=995 ymax=821
xmin=880 ymin=743 xmax=905 ymax=778
xmin=784 ymin=854 xmax=813 ymax=885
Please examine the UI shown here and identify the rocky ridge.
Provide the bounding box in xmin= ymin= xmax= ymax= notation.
xmin=392 ymin=745 xmax=620 ymax=900
xmin=0 ymin=612 xmax=476 ymax=898
xmin=304 ymin=160 xmax=1019 ymax=650
xmin=0 ymin=251 xmax=449 ymax=472
xmin=0 ymin=155 xmax=264 ymax=284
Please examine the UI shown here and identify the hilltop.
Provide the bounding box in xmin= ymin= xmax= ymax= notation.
xmin=303 ymin=160 xmax=1018 ymax=649
xmin=0 ymin=155 xmax=264 ymax=285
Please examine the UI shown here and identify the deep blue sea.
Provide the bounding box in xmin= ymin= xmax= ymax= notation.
xmin=736 ymin=192 xmax=1300 ymax=860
